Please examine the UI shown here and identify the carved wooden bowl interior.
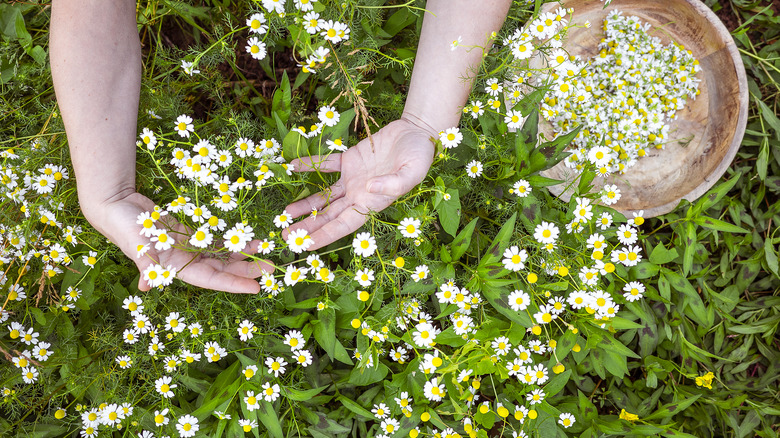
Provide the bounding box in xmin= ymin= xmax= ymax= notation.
xmin=537 ymin=0 xmax=748 ymax=217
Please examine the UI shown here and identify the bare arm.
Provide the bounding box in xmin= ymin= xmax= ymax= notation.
xmin=403 ymin=0 xmax=513 ymax=133
xmin=50 ymin=0 xmax=140 ymax=226
xmin=284 ymin=0 xmax=512 ymax=248
xmin=51 ymin=0 xmax=271 ymax=293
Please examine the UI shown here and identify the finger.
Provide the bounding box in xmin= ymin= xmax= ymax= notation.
xmin=228 ymin=239 xmax=261 ymax=261
xmin=134 ymin=252 xmax=158 ymax=292
xmin=367 ymin=162 xmax=429 ymax=200
xmin=201 ymin=257 xmax=272 ymax=278
xmin=285 ymin=180 xmax=346 ymax=219
xmin=307 ymin=206 xmax=369 ymax=251
xmin=292 ymin=154 xmax=342 ymax=173
xmin=177 ymin=264 xmax=261 ymax=294
xmin=284 ymin=196 xmax=354 ymax=241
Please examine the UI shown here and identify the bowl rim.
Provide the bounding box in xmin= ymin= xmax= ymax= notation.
xmin=538 ymin=0 xmax=749 ymax=218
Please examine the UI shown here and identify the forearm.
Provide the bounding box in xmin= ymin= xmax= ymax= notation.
xmin=50 ymin=0 xmax=141 ymax=223
xmin=403 ymin=0 xmax=512 ymax=134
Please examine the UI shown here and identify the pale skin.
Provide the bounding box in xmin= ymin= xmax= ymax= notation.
xmin=50 ymin=0 xmax=512 ymax=294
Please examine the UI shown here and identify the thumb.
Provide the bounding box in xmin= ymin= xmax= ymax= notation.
xmin=134 ymin=256 xmax=154 ymax=292
xmin=367 ymin=172 xmax=410 ymax=199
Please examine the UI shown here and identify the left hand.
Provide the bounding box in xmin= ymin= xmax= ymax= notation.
xmin=282 ymin=118 xmax=436 ymax=250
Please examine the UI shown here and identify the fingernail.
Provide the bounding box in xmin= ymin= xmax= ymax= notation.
xmin=368 ymin=181 xmax=382 ymax=193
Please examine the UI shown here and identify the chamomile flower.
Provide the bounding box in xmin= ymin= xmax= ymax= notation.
xmin=266 ymin=356 xmax=287 ymax=377
xmin=616 ymin=224 xmax=638 ymax=245
xmin=372 ymin=403 xmax=390 ymax=419
xmin=502 ymin=246 xmax=528 ymax=271
xmin=507 ymin=289 xmax=531 ymax=311
xmin=326 ymin=138 xmax=347 ymax=151
xmin=465 ymin=160 xmax=483 ymax=178
xmin=485 ymin=78 xmax=504 ymax=97
xmin=492 ymin=336 xmax=511 ymax=356
xmin=320 ymin=20 xmax=350 ymax=43
xmin=176 ymin=415 xmax=199 ymax=437
xmin=468 ymin=100 xmax=484 ymax=118
xmin=597 ymin=212 xmax=613 ymax=230
xmin=163 ymin=355 xmax=180 ymax=372
xmin=354 ymin=269 xmax=375 ymax=287
xmin=398 ymin=217 xmax=421 ymax=238
xmin=189 ymin=226 xmax=214 ymax=249
xmin=352 ymin=232 xmax=377 ymax=257
xmin=439 ymin=127 xmax=462 ymax=149
xmin=174 ymin=115 xmax=194 ymax=138
xmin=571 ymin=198 xmax=592 ymax=223
xmin=380 ymin=418 xmax=401 ymax=435
xmin=423 ymin=377 xmax=447 ymax=402
xmin=527 ymin=388 xmax=545 ymax=405
xmin=623 ymin=281 xmax=645 ymax=302
xmin=261 ymin=382 xmax=281 ymax=402
xmin=116 ymin=355 xmax=132 ymax=369
xmin=318 ymin=106 xmax=340 ymax=127
xmin=139 ymin=128 xmax=157 ymax=150
xmin=286 ymin=229 xmax=314 ymax=253
xmin=512 ymin=179 xmax=532 ymax=197
xmin=246 ymin=12 xmax=268 ymax=34
xmin=237 ymin=320 xmax=256 ymax=342
xmin=559 ymin=412 xmax=576 ymax=428
xmin=155 ymin=375 xmax=177 ymax=398
xmin=283 ymin=265 xmax=308 ymax=286
xmin=188 ymin=322 xmax=203 ymax=337
xmin=274 ymin=210 xmax=293 ymax=228
xmin=292 ymin=349 xmax=313 ymax=367
xmin=601 ymin=184 xmax=621 ymax=205
xmin=246 ymin=37 xmax=267 ymax=60
xmin=412 ymin=264 xmax=429 ymax=282
xmin=21 ymin=366 xmax=38 ymax=383
xmin=504 ymin=110 xmax=524 ymax=129
xmin=534 ymin=221 xmax=559 ymax=244
xmin=413 ymin=322 xmax=439 ymax=348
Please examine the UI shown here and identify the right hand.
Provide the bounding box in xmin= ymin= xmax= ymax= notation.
xmin=86 ymin=192 xmax=273 ymax=294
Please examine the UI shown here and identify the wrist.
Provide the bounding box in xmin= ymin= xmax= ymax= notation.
xmin=399 ymin=112 xmax=441 ymax=138
xmin=78 ymin=184 xmax=137 ymax=228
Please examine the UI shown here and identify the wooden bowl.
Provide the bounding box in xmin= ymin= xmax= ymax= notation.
xmin=537 ymin=0 xmax=748 ymax=217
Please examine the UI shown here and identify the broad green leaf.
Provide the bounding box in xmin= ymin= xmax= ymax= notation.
xmin=694 ymin=216 xmax=749 ymax=233
xmin=191 ymin=360 xmax=241 ymax=418
xmin=282 ymin=130 xmax=309 ymax=161
xmin=313 ymin=308 xmax=352 ymax=364
xmin=450 ymin=217 xmax=478 ymax=262
xmin=602 ymin=350 xmax=628 ymax=378
xmin=693 ymin=171 xmax=741 ymax=212
xmin=763 ymin=238 xmax=779 ymax=276
xmin=284 ymin=386 xmax=326 ymax=401
xmin=348 ymin=362 xmax=389 ymax=386
xmin=435 ymin=188 xmax=461 ymax=237
xmin=757 ymin=98 xmax=780 ymax=141
xmin=481 ymin=285 xmax=534 ymax=328
xmin=337 ymin=395 xmax=375 ymax=420
xmin=543 ymin=369 xmax=571 ymax=397
xmin=644 ymin=394 xmax=702 ymax=421
xmin=256 ymin=401 xmax=284 ymax=438
xmin=608 ymin=316 xmax=643 ymax=330
xmin=382 ymin=7 xmax=416 ymax=36
xmin=649 ymin=243 xmax=679 ymax=265
xmin=479 ymin=212 xmax=517 ymax=267
xmin=328 ymin=108 xmax=356 ymax=143
xmin=578 ymin=390 xmax=598 ymax=421
xmin=682 ymin=221 xmax=696 ymax=276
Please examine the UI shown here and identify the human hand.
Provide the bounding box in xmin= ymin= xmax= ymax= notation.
xmin=282 ymin=118 xmax=436 ymax=250
xmin=85 ymin=192 xmax=272 ymax=294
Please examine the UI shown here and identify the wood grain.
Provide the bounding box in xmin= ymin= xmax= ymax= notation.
xmin=536 ymin=0 xmax=748 ymax=217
